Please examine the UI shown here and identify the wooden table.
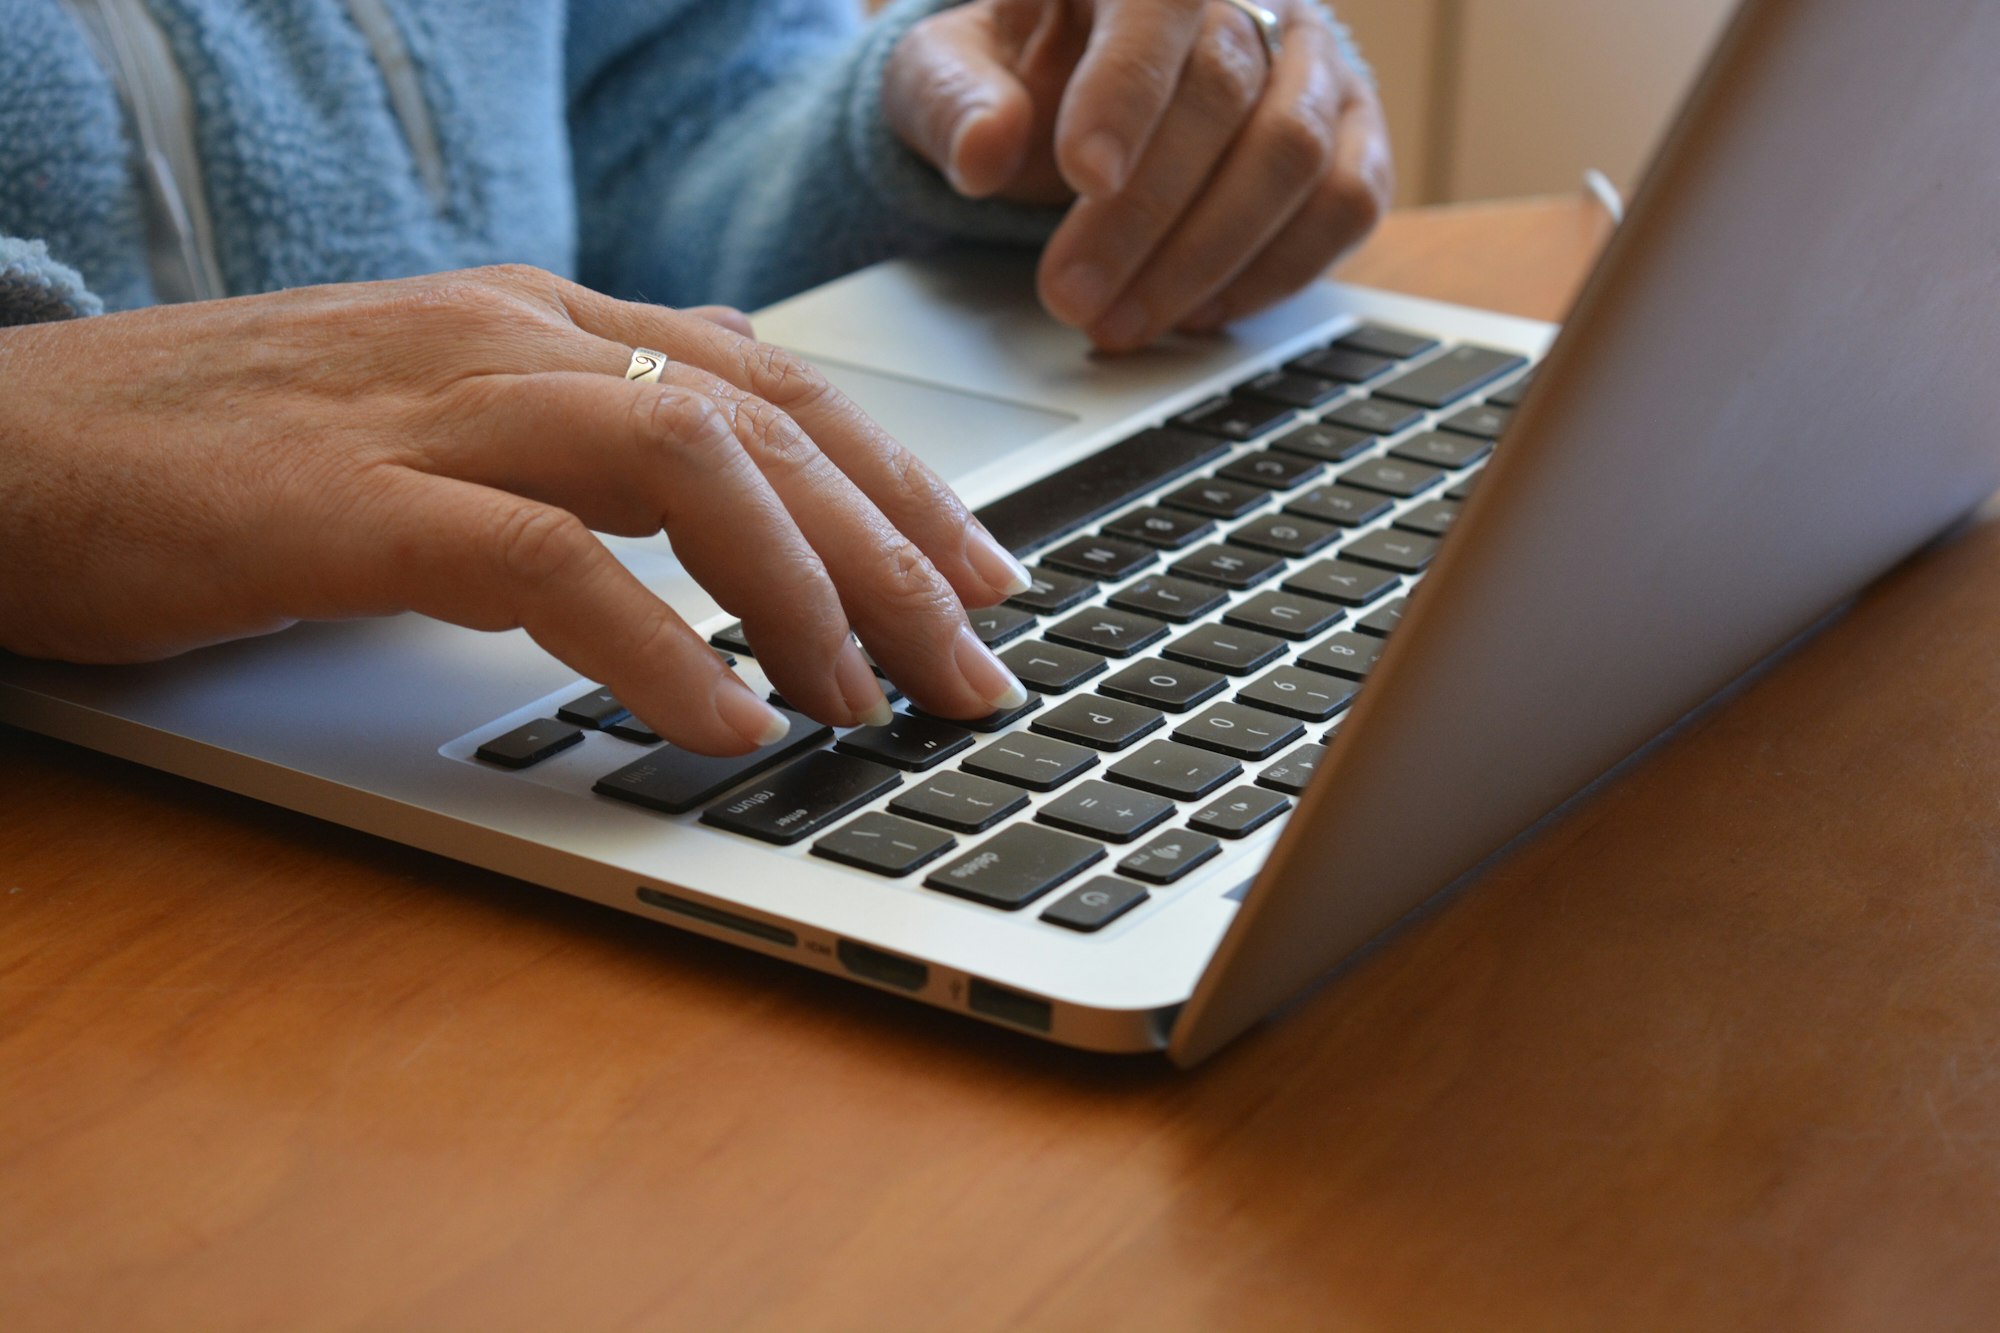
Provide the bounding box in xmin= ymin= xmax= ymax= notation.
xmin=8 ymin=197 xmax=2000 ymax=1332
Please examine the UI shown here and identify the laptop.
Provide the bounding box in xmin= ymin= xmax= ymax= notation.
xmin=5 ymin=0 xmax=1997 ymax=1065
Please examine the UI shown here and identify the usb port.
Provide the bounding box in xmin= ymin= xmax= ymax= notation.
xmin=836 ymin=940 xmax=929 ymax=992
xmin=967 ymin=978 xmax=1052 ymax=1032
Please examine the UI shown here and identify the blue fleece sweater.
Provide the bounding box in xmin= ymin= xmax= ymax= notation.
xmin=0 ymin=0 xmax=1073 ymax=324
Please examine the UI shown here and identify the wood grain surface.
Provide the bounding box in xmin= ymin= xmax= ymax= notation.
xmin=7 ymin=196 xmax=1999 ymax=1333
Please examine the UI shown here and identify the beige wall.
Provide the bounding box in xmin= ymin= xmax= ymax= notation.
xmin=1337 ymin=0 xmax=1739 ymax=205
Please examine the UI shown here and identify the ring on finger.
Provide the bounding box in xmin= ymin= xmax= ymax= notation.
xmin=1217 ymin=0 xmax=1283 ymax=65
xmin=624 ymin=347 xmax=669 ymax=384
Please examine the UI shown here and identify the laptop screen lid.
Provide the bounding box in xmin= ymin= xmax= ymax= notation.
xmin=1173 ymin=0 xmax=2000 ymax=1063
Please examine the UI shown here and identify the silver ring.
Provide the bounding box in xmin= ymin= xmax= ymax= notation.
xmin=1218 ymin=0 xmax=1283 ymax=65
xmin=624 ymin=347 xmax=668 ymax=384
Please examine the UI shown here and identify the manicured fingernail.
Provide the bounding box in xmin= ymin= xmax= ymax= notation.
xmin=715 ymin=676 xmax=790 ymax=748
xmin=1051 ymin=261 xmax=1114 ymax=326
xmin=1094 ymin=296 xmax=1150 ymax=349
xmin=965 ymin=522 xmax=1033 ymax=598
xmin=1076 ymin=131 xmax=1128 ymax=197
xmin=953 ymin=626 xmax=1028 ymax=713
xmin=836 ymin=639 xmax=894 ymax=728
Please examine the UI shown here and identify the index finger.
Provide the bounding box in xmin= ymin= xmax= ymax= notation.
xmin=1053 ymin=0 xmax=1210 ymax=198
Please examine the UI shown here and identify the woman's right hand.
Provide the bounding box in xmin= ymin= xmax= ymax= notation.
xmin=0 ymin=265 xmax=1033 ymax=754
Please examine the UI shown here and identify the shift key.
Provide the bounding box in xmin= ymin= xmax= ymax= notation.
xmin=594 ymin=709 xmax=831 ymax=814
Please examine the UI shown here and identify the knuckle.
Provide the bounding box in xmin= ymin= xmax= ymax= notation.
xmin=729 ymin=394 xmax=822 ymax=478
xmin=490 ymin=501 xmax=591 ymax=588
xmin=637 ymin=383 xmax=731 ymax=453
xmin=1328 ymin=166 xmax=1384 ymax=233
xmin=1262 ymin=106 xmax=1338 ymax=184
xmin=739 ymin=341 xmax=833 ymax=416
xmin=1091 ymin=45 xmax=1179 ymax=114
xmin=1187 ymin=37 xmax=1264 ymax=118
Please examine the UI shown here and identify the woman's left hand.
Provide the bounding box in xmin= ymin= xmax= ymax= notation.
xmin=884 ymin=0 xmax=1392 ymax=351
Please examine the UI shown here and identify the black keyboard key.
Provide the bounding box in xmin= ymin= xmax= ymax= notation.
xmin=1168 ymin=543 xmax=1283 ymax=590
xmin=1107 ymin=574 xmax=1227 ymax=624
xmin=1118 ymin=829 xmax=1224 ymax=884
xmin=1257 ymin=743 xmax=1328 ymax=796
xmin=1046 ymin=607 xmax=1170 ymax=657
xmin=924 ymin=824 xmax=1107 ymax=910
xmin=1284 ymin=484 xmax=1392 ymax=528
xmin=1042 ymin=534 xmax=1155 ymax=579
xmin=1223 ymin=591 xmax=1343 ymax=641
xmin=602 ymin=715 xmax=662 ymax=744
xmin=1335 ymin=324 xmax=1437 ymax=360
xmin=974 ymin=426 xmax=1229 ymax=556
xmin=1341 ymin=528 xmax=1439 ymax=574
xmin=1174 ymin=394 xmax=1296 ymax=441
xmin=1237 ymin=665 xmax=1359 ymax=721
xmin=908 ymin=692 xmax=1043 ymax=733
xmin=1283 ymin=559 xmax=1399 ymax=607
xmin=1041 ymin=876 xmax=1152 ymax=931
xmin=593 ymin=710 xmax=831 ymax=813
xmin=998 ymin=640 xmax=1107 ymax=694
xmin=1338 ymin=456 xmax=1446 ymax=498
xmin=1098 ymin=658 xmax=1227 ymax=712
xmin=1229 ymin=512 xmax=1339 ymax=557
xmin=700 ymin=750 xmax=902 ymax=846
xmin=1235 ymin=369 xmax=1344 ymax=410
xmin=1009 ymin=567 xmax=1097 ymax=615
xmin=1440 ymin=404 xmax=1512 ymax=439
xmin=477 ymin=719 xmax=584 ymax=769
xmin=1375 ymin=345 xmax=1527 ymax=409
xmin=556 ymin=686 xmax=629 ymax=730
xmin=1395 ymin=501 xmax=1460 ymax=538
xmin=1269 ymin=420 xmax=1374 ymax=464
xmin=1160 ymin=477 xmax=1269 ymax=520
xmin=811 ymin=811 xmax=957 ymax=877
xmin=1297 ymin=631 xmax=1387 ymax=680
xmin=889 ymin=771 xmax=1031 ymax=832
xmin=1287 ymin=345 xmax=1394 ymax=383
xmin=1391 ymin=430 xmax=1493 ymax=470
xmin=1035 ymin=782 xmax=1174 ymax=843
xmin=968 ymin=603 xmax=1037 ymax=648
xmin=1174 ymin=703 xmax=1304 ymax=761
xmin=961 ymin=732 xmax=1099 ymax=791
xmin=1102 ymin=506 xmax=1215 ymax=550
xmin=709 ymin=621 xmax=754 ymax=656
xmin=1162 ymin=623 xmax=1286 ymax=675
xmin=1188 ymin=785 xmax=1292 ymax=839
xmin=1032 ymin=694 xmax=1165 ymax=751
xmin=1354 ymin=597 xmax=1407 ymax=638
xmin=1106 ymin=741 xmax=1243 ymax=800
xmin=1217 ymin=450 xmax=1323 ymax=492
xmin=1446 ymin=467 xmax=1484 ymax=502
xmin=1487 ymin=369 xmax=1537 ymax=408
xmin=1323 ymin=397 xmax=1425 ymax=437
xmin=835 ymin=714 xmax=975 ymax=771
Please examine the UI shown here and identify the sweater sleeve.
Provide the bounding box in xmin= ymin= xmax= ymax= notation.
xmin=565 ymin=0 xmax=1063 ymax=312
xmin=0 ymin=236 xmax=105 ymax=326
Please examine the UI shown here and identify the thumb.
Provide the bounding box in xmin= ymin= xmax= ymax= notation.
xmin=883 ymin=8 xmax=1035 ymax=199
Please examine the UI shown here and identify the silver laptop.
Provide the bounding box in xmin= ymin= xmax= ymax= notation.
xmin=6 ymin=0 xmax=1996 ymax=1064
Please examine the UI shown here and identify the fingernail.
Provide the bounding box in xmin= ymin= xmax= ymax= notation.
xmin=836 ymin=639 xmax=895 ymax=728
xmin=1076 ymin=131 xmax=1127 ymax=197
xmin=965 ymin=522 xmax=1033 ymax=598
xmin=946 ymin=105 xmax=994 ymax=196
xmin=1093 ymin=296 xmax=1150 ymax=350
xmin=715 ymin=676 xmax=790 ymax=748
xmin=1051 ymin=261 xmax=1114 ymax=326
xmin=953 ymin=626 xmax=1028 ymax=713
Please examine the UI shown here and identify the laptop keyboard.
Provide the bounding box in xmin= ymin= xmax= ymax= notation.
xmin=468 ymin=322 xmax=1530 ymax=934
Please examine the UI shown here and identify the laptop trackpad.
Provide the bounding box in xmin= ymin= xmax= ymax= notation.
xmin=808 ymin=358 xmax=1078 ymax=487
